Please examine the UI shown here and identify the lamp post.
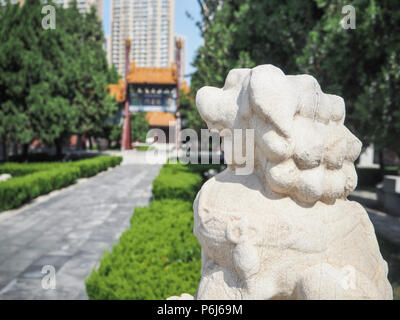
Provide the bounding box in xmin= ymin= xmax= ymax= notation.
xmin=121 ymin=39 xmax=132 ymax=150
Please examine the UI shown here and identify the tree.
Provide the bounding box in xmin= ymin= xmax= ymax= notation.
xmin=0 ymin=1 xmax=41 ymax=158
xmin=0 ymin=0 xmax=118 ymax=158
xmin=297 ymin=0 xmax=400 ymax=167
xmin=63 ymin=4 xmax=118 ymax=148
xmin=178 ymin=89 xmax=206 ymax=133
xmin=130 ymin=113 xmax=150 ymax=143
xmin=191 ymin=0 xmax=322 ymax=92
xmin=192 ymin=0 xmax=400 ymax=171
xmin=189 ymin=0 xmax=322 ymax=135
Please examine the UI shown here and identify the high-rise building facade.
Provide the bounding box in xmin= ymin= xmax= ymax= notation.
xmin=111 ymin=0 xmax=175 ymax=77
xmin=54 ymin=0 xmax=102 ymax=19
xmin=104 ymin=35 xmax=112 ymax=66
xmin=174 ymin=34 xmax=186 ymax=85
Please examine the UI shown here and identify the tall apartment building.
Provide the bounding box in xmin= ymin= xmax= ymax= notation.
xmin=104 ymin=35 xmax=112 ymax=66
xmin=111 ymin=0 xmax=175 ymax=77
xmin=54 ymin=0 xmax=102 ymax=19
xmin=174 ymin=34 xmax=186 ymax=85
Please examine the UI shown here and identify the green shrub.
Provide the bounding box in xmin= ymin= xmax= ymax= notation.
xmin=0 ymin=156 xmax=123 ymax=211
xmin=71 ymin=156 xmax=122 ymax=178
xmin=131 ymin=112 xmax=150 ymax=143
xmin=0 ymin=167 xmax=80 ymax=211
xmin=86 ymin=162 xmax=223 ymax=299
xmin=0 ymin=156 xmax=122 ymax=178
xmin=0 ymin=162 xmax=65 ymax=177
xmin=135 ymin=145 xmax=153 ymax=151
xmin=152 ymin=163 xmax=203 ymax=202
xmin=0 ymin=155 xmax=122 ymax=177
xmin=86 ymin=199 xmax=201 ymax=300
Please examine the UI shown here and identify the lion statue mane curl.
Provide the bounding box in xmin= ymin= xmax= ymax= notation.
xmin=196 ymin=64 xmax=362 ymax=204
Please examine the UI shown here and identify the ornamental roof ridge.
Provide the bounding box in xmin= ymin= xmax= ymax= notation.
xmin=127 ymin=61 xmax=178 ymax=85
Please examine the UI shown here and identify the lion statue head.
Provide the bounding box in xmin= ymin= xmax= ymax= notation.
xmin=196 ymin=64 xmax=362 ymax=205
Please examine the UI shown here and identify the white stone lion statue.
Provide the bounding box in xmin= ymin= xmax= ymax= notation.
xmin=168 ymin=65 xmax=392 ymax=300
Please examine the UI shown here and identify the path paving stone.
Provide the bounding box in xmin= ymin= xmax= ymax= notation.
xmin=0 ymin=162 xmax=161 ymax=300
xmin=350 ymin=190 xmax=400 ymax=246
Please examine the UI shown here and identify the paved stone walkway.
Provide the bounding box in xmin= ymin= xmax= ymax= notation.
xmin=0 ymin=162 xmax=161 ymax=300
xmin=365 ymin=208 xmax=400 ymax=246
xmin=349 ymin=190 xmax=400 ymax=246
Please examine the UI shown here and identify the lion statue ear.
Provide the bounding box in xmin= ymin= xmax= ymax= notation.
xmin=249 ymin=65 xmax=298 ymax=138
xmin=196 ymin=68 xmax=251 ymax=132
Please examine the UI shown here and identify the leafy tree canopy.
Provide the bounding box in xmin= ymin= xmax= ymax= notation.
xmin=190 ymin=0 xmax=400 ymax=162
xmin=0 ymin=0 xmax=118 ymax=158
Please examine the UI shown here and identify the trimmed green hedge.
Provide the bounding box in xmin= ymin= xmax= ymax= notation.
xmin=135 ymin=145 xmax=154 ymax=151
xmin=71 ymin=156 xmax=123 ymax=178
xmin=0 ymin=156 xmax=123 ymax=178
xmin=0 ymin=167 xmax=80 ymax=211
xmin=86 ymin=162 xmax=223 ymax=300
xmin=0 ymin=162 xmax=65 ymax=177
xmin=86 ymin=199 xmax=201 ymax=300
xmin=152 ymin=163 xmax=203 ymax=202
xmin=0 ymin=156 xmax=122 ymax=211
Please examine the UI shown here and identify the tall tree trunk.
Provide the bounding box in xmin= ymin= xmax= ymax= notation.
xmin=82 ymin=135 xmax=87 ymax=150
xmin=13 ymin=143 xmax=18 ymax=157
xmin=379 ymin=149 xmax=385 ymax=180
xmin=77 ymin=134 xmax=86 ymax=150
xmin=1 ymin=139 xmax=7 ymax=162
xmin=88 ymin=135 xmax=93 ymax=150
xmin=76 ymin=134 xmax=82 ymax=151
xmin=397 ymin=153 xmax=400 ymax=176
xmin=22 ymin=143 xmax=29 ymax=161
xmin=55 ymin=139 xmax=63 ymax=157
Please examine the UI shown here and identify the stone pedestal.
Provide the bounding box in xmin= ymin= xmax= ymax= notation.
xmin=379 ymin=175 xmax=400 ymax=217
xmin=358 ymin=144 xmax=378 ymax=168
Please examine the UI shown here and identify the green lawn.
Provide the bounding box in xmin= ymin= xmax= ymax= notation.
xmin=135 ymin=145 xmax=154 ymax=151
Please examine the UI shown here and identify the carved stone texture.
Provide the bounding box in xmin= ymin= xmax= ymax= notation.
xmin=168 ymin=65 xmax=392 ymax=300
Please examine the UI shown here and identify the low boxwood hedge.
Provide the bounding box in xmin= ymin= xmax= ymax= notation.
xmin=71 ymin=156 xmax=123 ymax=178
xmin=0 ymin=156 xmax=122 ymax=211
xmin=86 ymin=162 xmax=223 ymax=300
xmin=0 ymin=166 xmax=80 ymax=211
xmin=0 ymin=156 xmax=123 ymax=178
xmin=86 ymin=199 xmax=201 ymax=300
xmin=0 ymin=162 xmax=65 ymax=177
xmin=152 ymin=163 xmax=203 ymax=202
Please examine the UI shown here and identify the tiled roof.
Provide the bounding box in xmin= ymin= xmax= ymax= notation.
xmin=146 ymin=112 xmax=176 ymax=127
xmin=107 ymin=62 xmax=179 ymax=103
xmin=126 ymin=62 xmax=178 ymax=85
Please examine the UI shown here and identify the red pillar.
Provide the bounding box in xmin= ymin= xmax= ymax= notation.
xmin=121 ymin=39 xmax=132 ymax=150
xmin=175 ymin=39 xmax=182 ymax=150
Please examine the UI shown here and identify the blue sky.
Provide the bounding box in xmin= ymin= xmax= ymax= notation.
xmin=102 ymin=0 xmax=203 ymax=82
